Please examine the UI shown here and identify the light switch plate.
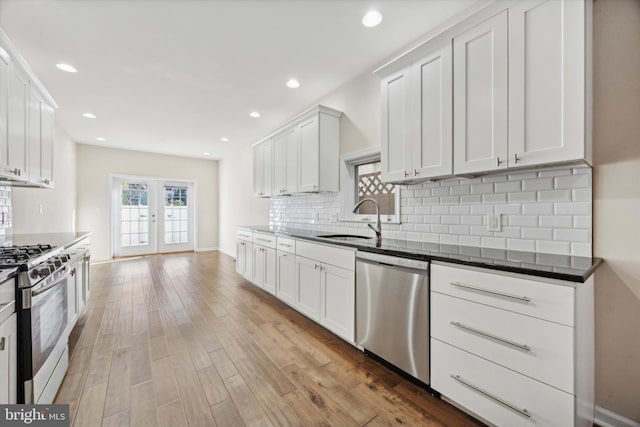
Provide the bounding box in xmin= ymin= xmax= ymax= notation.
xmin=487 ymin=213 xmax=501 ymax=232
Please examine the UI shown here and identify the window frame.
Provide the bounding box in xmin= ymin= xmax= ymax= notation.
xmin=339 ymin=147 xmax=400 ymax=224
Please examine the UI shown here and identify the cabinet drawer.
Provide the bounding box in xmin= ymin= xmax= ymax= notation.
xmin=236 ymin=229 xmax=253 ymax=242
xmin=431 ymin=292 xmax=574 ymax=393
xmin=296 ymin=241 xmax=355 ymax=271
xmin=431 ymin=339 xmax=574 ymax=427
xmin=431 ymin=263 xmax=574 ymax=326
xmin=253 ymin=232 xmax=276 ymax=248
xmin=276 ymin=237 xmax=296 ymax=254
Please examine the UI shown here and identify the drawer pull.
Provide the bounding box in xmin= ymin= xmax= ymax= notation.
xmin=450 ymin=321 xmax=530 ymax=351
xmin=255 ymin=238 xmax=272 ymax=243
xmin=451 ymin=374 xmax=531 ymax=418
xmin=279 ymin=243 xmax=293 ymax=248
xmin=450 ymin=282 xmax=530 ymax=302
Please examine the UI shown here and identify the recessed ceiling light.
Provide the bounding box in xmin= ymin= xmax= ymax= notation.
xmin=96 ymin=137 xmax=106 ymax=142
xmin=220 ymin=137 xmax=230 ymax=142
xmin=82 ymin=113 xmax=96 ymax=119
xmin=203 ymin=152 xmax=211 ymax=156
xmin=286 ymin=79 xmax=300 ymax=89
xmin=56 ymin=63 xmax=78 ymax=73
xmin=362 ymin=10 xmax=383 ymax=27
xmin=249 ymin=111 xmax=261 ymax=118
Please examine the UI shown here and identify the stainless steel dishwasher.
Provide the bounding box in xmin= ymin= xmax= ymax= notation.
xmin=356 ymin=251 xmax=430 ymax=385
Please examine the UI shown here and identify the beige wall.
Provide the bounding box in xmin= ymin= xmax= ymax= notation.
xmin=592 ymin=0 xmax=640 ymax=421
xmin=218 ymin=144 xmax=270 ymax=256
xmin=12 ymin=122 xmax=77 ymax=233
xmin=76 ymin=144 xmax=218 ymax=261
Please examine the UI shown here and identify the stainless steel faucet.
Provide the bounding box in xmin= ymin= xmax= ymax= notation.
xmin=352 ymin=198 xmax=382 ymax=241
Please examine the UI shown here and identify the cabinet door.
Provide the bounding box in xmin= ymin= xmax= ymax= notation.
xmin=253 ymin=144 xmax=264 ymax=197
xmin=7 ymin=65 xmax=28 ymax=179
xmin=276 ymin=251 xmax=296 ymax=306
xmin=0 ymin=312 xmax=17 ymax=404
xmin=320 ymin=264 xmax=355 ymax=342
xmin=272 ymin=133 xmax=286 ymax=195
xmin=262 ymin=139 xmax=272 ymax=197
xmin=283 ymin=126 xmax=298 ymax=194
xmin=263 ymin=247 xmax=277 ymax=295
xmin=412 ymin=45 xmax=453 ymax=179
xmin=28 ymin=86 xmax=42 ymax=184
xmin=508 ymin=0 xmax=585 ymax=167
xmin=453 ymin=11 xmax=508 ymax=175
xmin=40 ymin=104 xmax=54 ymax=186
xmin=252 ymin=245 xmax=265 ymax=288
xmin=295 ymin=256 xmax=321 ymax=321
xmin=0 ymin=52 xmax=9 ymax=175
xmin=243 ymin=242 xmax=253 ymax=280
xmin=236 ymin=240 xmax=245 ymax=275
xmin=380 ymin=66 xmax=411 ymax=182
xmin=297 ymin=116 xmax=319 ymax=192
xmin=67 ymin=266 xmax=78 ymax=331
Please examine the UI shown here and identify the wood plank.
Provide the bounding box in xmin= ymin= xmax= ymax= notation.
xmin=149 ymin=335 xmax=169 ymax=361
xmin=223 ymin=374 xmax=274 ymax=427
xmin=73 ymin=382 xmax=108 ymax=427
xmin=156 ymin=400 xmax=189 ymax=427
xmin=53 ymin=369 xmax=87 ymax=425
xmin=151 ymin=357 xmax=180 ymax=407
xmin=102 ymin=410 xmax=129 ymax=427
xmin=103 ymin=346 xmax=133 ymax=417
xmin=282 ymin=389 xmax=331 ymax=427
xmin=197 ymin=365 xmax=230 ymax=407
xmin=130 ymin=381 xmax=158 ymax=427
xmin=211 ymin=399 xmax=245 ymax=427
xmin=84 ymin=333 xmax=115 ymax=387
xmin=130 ymin=333 xmax=152 ymax=386
xmin=208 ymin=348 xmax=239 ymax=379
xmin=174 ymin=363 xmax=217 ymax=427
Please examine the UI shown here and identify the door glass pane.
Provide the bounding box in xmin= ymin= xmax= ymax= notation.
xmin=120 ymin=182 xmax=149 ymax=247
xmin=164 ymin=185 xmax=189 ymax=245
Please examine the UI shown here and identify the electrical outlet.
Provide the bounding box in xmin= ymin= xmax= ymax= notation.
xmin=487 ymin=213 xmax=501 ymax=232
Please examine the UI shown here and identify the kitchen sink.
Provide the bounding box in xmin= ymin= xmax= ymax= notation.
xmin=315 ymin=234 xmax=374 ymax=241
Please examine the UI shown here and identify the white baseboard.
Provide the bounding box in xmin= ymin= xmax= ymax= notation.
xmin=219 ymin=248 xmax=235 ymax=258
xmin=595 ymin=406 xmax=640 ymax=427
xmin=195 ymin=247 xmax=218 ymax=252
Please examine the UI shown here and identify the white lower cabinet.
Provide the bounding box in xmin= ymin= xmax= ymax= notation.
xmin=295 ymin=256 xmax=321 ymax=321
xmin=276 ymin=250 xmax=296 ymax=306
xmin=432 ymin=339 xmax=574 ymax=427
xmin=319 ymin=263 xmax=354 ymax=341
xmin=236 ymin=240 xmax=253 ymax=280
xmin=0 ymin=312 xmax=17 ymax=404
xmin=430 ymin=262 xmax=594 ymax=427
xmin=252 ymin=244 xmax=276 ymax=295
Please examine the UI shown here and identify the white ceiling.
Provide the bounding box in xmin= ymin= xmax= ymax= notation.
xmin=0 ymin=0 xmax=482 ymax=160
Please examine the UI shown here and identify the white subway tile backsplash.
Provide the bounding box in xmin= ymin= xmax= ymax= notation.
xmin=539 ymin=215 xmax=573 ymax=228
xmin=555 ymin=174 xmax=590 ymax=189
xmin=270 ymin=165 xmax=592 ymax=256
xmin=538 ymin=189 xmax=572 ymax=202
xmin=471 ymin=183 xmax=494 ymax=194
xmin=523 ymin=178 xmax=553 ymax=191
xmin=495 ymin=181 xmax=522 ymax=193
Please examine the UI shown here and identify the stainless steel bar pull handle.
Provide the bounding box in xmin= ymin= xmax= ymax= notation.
xmin=450 ymin=282 xmax=530 ymax=302
xmin=279 ymin=243 xmax=292 ymax=248
xmin=451 ymin=321 xmax=530 ymax=351
xmin=451 ymin=374 xmax=531 ymax=418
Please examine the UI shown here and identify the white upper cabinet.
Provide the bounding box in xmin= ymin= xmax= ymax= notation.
xmin=253 ymin=139 xmax=272 ymax=197
xmin=508 ymin=0 xmax=588 ymax=167
xmin=377 ymin=0 xmax=591 ymax=178
xmin=380 ymin=45 xmax=453 ymax=183
xmin=380 ymin=66 xmax=411 ymax=182
xmin=0 ymin=31 xmax=56 ymax=187
xmin=7 ymin=64 xmax=28 ymax=181
xmin=253 ymin=105 xmax=341 ymax=197
xmin=453 ymin=10 xmax=509 ymax=175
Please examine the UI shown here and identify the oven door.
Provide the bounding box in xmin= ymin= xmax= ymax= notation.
xmin=30 ymin=268 xmax=69 ymax=402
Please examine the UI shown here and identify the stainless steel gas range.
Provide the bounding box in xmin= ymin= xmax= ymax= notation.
xmin=0 ymin=243 xmax=73 ymax=404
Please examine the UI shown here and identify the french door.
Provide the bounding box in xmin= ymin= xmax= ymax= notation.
xmin=112 ymin=177 xmax=195 ymax=257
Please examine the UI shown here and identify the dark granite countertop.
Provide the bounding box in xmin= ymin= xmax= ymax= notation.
xmin=2 ymin=232 xmax=91 ymax=249
xmin=240 ymin=225 xmax=602 ymax=283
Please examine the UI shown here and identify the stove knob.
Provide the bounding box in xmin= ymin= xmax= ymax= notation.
xmin=52 ymin=258 xmax=63 ymax=268
xmin=36 ymin=265 xmax=52 ymax=277
xmin=59 ymin=254 xmax=70 ymax=262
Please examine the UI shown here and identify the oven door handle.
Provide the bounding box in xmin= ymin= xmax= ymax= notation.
xmin=32 ymin=266 xmax=71 ymax=297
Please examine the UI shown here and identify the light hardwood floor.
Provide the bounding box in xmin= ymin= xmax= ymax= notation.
xmin=56 ymin=251 xmax=484 ymax=427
